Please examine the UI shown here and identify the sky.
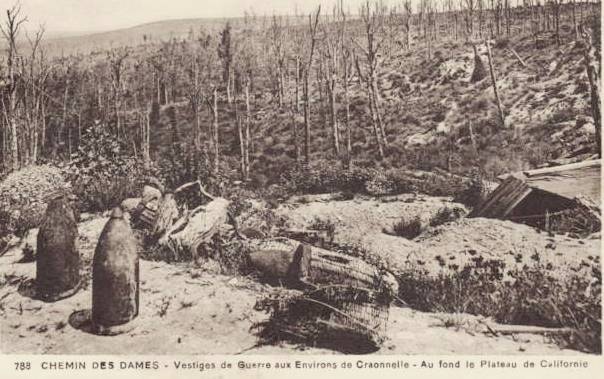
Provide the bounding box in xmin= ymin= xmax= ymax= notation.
xmin=1 ymin=0 xmax=401 ymax=35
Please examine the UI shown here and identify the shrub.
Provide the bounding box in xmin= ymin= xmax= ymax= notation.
xmin=283 ymin=162 xmax=470 ymax=199
xmin=429 ymin=206 xmax=465 ymax=227
xmin=143 ymin=229 xmax=251 ymax=275
xmin=365 ymin=172 xmax=396 ymax=196
xmin=308 ymin=216 xmax=337 ymax=243
xmin=494 ymin=38 xmax=510 ymax=49
xmin=432 ymin=109 xmax=446 ymax=123
xmin=392 ymin=216 xmax=423 ymax=239
xmin=397 ymin=255 xmax=602 ymax=353
xmin=453 ymin=168 xmax=486 ymax=208
xmin=157 ymin=108 xmax=213 ymax=191
xmin=282 ymin=161 xmax=375 ymax=194
xmin=574 ymin=80 xmax=590 ymax=95
xmin=549 ymin=107 xmax=576 ymax=124
xmin=63 ymin=125 xmax=153 ymax=213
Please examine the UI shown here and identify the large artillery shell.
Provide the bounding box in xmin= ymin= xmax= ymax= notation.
xmin=92 ymin=207 xmax=139 ymax=335
xmin=36 ymin=196 xmax=80 ymax=302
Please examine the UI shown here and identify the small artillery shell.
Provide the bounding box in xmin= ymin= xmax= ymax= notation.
xmin=36 ymin=196 xmax=80 ymax=301
xmin=92 ymin=207 xmax=139 ymax=334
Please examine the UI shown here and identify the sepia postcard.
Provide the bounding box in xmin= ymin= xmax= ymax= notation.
xmin=0 ymin=0 xmax=602 ymax=378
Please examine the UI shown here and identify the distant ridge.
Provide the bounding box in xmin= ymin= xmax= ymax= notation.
xmin=35 ymin=15 xmax=318 ymax=56
xmin=40 ymin=17 xmax=242 ymax=56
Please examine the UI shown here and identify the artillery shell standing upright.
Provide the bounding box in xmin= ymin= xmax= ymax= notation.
xmin=92 ymin=207 xmax=140 ymax=335
xmin=36 ymin=195 xmax=80 ymax=302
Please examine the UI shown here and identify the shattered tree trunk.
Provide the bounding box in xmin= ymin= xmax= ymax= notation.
xmin=343 ymin=54 xmax=352 ymax=169
xmin=237 ymin=111 xmax=246 ymax=181
xmin=328 ymin=73 xmax=339 ymax=155
xmin=158 ymin=198 xmax=230 ymax=257
xmin=212 ymin=88 xmax=220 ymax=172
xmin=151 ymin=193 xmax=179 ymax=239
xmin=367 ymin=79 xmax=385 ymax=159
xmin=244 ymin=79 xmax=251 ymax=181
xmin=303 ymin=74 xmax=312 ymax=164
xmin=485 ymin=40 xmax=506 ymax=129
xmin=507 ymin=47 xmax=527 ymax=68
xmin=295 ymin=56 xmax=301 ymax=114
xmin=582 ymin=33 xmax=601 ymax=157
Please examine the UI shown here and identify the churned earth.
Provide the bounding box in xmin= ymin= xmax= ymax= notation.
xmin=277 ymin=193 xmax=600 ymax=276
xmin=0 ymin=195 xmax=591 ymax=355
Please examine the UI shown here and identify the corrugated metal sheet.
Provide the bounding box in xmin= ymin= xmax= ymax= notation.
xmin=473 ymin=160 xmax=601 ymax=219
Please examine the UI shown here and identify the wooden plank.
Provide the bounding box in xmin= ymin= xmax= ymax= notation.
xmin=522 ymin=159 xmax=601 ymax=177
xmin=471 ymin=176 xmax=527 ymax=218
xmin=501 ymin=187 xmax=533 ymax=218
xmin=469 ymin=178 xmax=513 ymax=217
xmin=488 ymin=324 xmax=574 ymax=336
xmin=489 ymin=180 xmax=531 ymax=217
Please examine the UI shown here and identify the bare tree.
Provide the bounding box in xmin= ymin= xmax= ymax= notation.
xmin=107 ymin=48 xmax=130 ymax=138
xmin=205 ymin=86 xmax=220 ymax=172
xmin=268 ymin=15 xmax=287 ymax=108
xmin=581 ymin=20 xmax=601 ymax=157
xmin=320 ymin=4 xmax=346 ymax=156
xmin=218 ymin=22 xmax=233 ymax=104
xmin=571 ymin=0 xmax=579 ymax=40
xmin=485 ymin=40 xmax=506 ymax=129
xmin=402 ymin=1 xmax=413 ymax=49
xmin=0 ymin=2 xmax=27 ymax=170
xmin=236 ymin=14 xmax=258 ymax=181
xmin=302 ymin=6 xmax=321 ymax=164
xmin=185 ymin=30 xmax=213 ymax=153
xmin=355 ymin=1 xmax=388 ymax=159
xmin=463 ymin=0 xmax=476 ymax=39
xmin=477 ymin=0 xmax=485 ymax=38
xmin=551 ymin=0 xmax=561 ymax=45
xmin=340 ymin=4 xmax=354 ymax=168
xmin=23 ymin=25 xmax=48 ymax=164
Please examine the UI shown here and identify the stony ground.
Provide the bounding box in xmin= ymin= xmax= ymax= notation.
xmin=0 ymin=195 xmax=594 ymax=355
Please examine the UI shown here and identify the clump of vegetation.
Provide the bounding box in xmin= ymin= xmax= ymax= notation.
xmin=63 ymin=125 xmax=153 ymax=213
xmin=284 ymin=161 xmax=468 ymax=199
xmin=429 ymin=206 xmax=465 ymax=227
xmin=283 ymin=161 xmax=375 ymax=194
xmin=397 ymin=254 xmax=602 ymax=354
xmin=392 ymin=216 xmax=423 ymax=239
xmin=365 ymin=172 xmax=396 ymax=196
xmin=453 ymin=168 xmax=487 ymax=208
xmin=143 ymin=227 xmax=252 ymax=275
xmin=548 ymin=107 xmax=576 ymax=124
xmin=309 ymin=216 xmax=337 ymax=244
xmin=156 ymin=106 xmax=216 ymax=192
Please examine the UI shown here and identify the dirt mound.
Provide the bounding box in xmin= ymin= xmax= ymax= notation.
xmin=414 ymin=217 xmax=600 ymax=275
xmin=277 ymin=195 xmax=599 ymax=279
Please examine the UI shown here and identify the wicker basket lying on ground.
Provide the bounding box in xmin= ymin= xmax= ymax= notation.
xmin=250 ymin=238 xmax=394 ymax=353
